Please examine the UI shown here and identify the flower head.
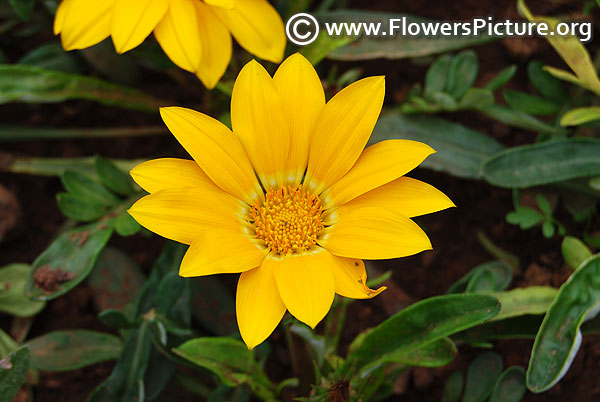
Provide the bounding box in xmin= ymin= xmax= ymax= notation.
xmin=128 ymin=53 xmax=454 ymax=349
xmin=53 ymin=0 xmax=285 ymax=88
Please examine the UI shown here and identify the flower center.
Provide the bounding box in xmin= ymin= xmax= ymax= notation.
xmin=251 ymin=185 xmax=324 ymax=255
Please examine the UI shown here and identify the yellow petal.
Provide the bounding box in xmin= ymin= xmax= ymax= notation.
xmin=54 ymin=0 xmax=70 ymax=34
xmin=204 ymin=0 xmax=234 ymax=8
xmin=273 ymin=53 xmax=325 ymax=186
xmin=58 ymin=0 xmax=116 ymax=50
xmin=130 ymin=158 xmax=213 ymax=194
xmin=153 ymin=0 xmax=202 ymax=72
xmin=331 ymin=256 xmax=386 ymax=299
xmin=319 ymin=206 xmax=432 ymax=260
xmin=112 ymin=0 xmax=169 ymax=53
xmin=272 ymin=249 xmax=335 ymax=329
xmin=211 ymin=0 xmax=285 ymax=63
xmin=179 ymin=229 xmax=265 ymax=277
xmin=346 ymin=177 xmax=455 ymax=218
xmin=305 ymin=77 xmax=385 ymax=195
xmin=194 ymin=2 xmax=232 ymax=89
xmin=321 ymin=140 xmax=435 ymax=208
xmin=160 ymin=107 xmax=263 ymax=205
xmin=237 ymin=261 xmax=286 ymax=349
xmin=128 ymin=187 xmax=246 ymax=245
xmin=231 ymin=60 xmax=289 ymax=189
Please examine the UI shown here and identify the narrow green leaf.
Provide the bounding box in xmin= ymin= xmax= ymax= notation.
xmin=457 ymin=88 xmax=494 ymax=109
xmin=87 ymin=325 xmax=152 ymax=402
xmin=7 ymin=0 xmax=35 ymax=20
xmin=94 ymin=156 xmax=135 ymax=196
xmin=56 ymin=192 xmax=108 ymax=222
xmin=0 ymin=329 xmax=18 ymax=358
xmin=462 ymin=352 xmax=503 ymax=402
xmin=541 ymin=221 xmax=555 ymax=238
xmin=482 ymin=138 xmax=600 ymax=188
xmin=503 ymin=90 xmax=561 ymax=115
xmin=61 ymin=170 xmax=120 ymax=207
xmin=25 ymin=221 xmax=113 ymax=301
xmin=97 ymin=309 xmax=137 ymax=330
xmin=383 ymin=337 xmax=457 ymax=368
xmin=489 ymin=366 xmax=527 ymax=402
xmin=0 ymin=264 xmax=45 ymax=317
xmin=344 ymin=294 xmax=500 ymax=372
xmin=490 ymin=287 xmax=558 ymax=322
xmin=18 ymin=43 xmax=83 ymax=74
xmin=445 ymin=50 xmax=478 ymax=99
xmin=25 ymin=330 xmax=122 ymax=371
xmin=191 ymin=276 xmax=237 ymax=335
xmin=321 ymin=11 xmax=498 ymax=60
xmin=442 ymin=371 xmax=464 ymax=402
xmin=300 ymin=32 xmax=353 ymax=65
xmin=560 ymin=106 xmax=600 ymax=126
xmin=526 ymin=254 xmax=600 ymax=392
xmin=455 ymin=315 xmax=544 ymax=342
xmin=527 ymin=60 xmax=566 ymax=101
xmin=0 ymin=347 xmax=30 ymax=402
xmin=484 ymin=65 xmax=517 ymax=92
xmin=3 ymin=156 xmax=143 ymax=178
xmin=561 ymin=236 xmax=593 ymax=270
xmin=0 ymin=125 xmax=167 ymax=142
xmin=114 ymin=211 xmax=141 ymax=237
xmin=174 ymin=337 xmax=276 ymax=400
xmin=0 ymin=65 xmax=162 ymax=112
xmin=447 ymin=261 xmax=512 ymax=294
xmin=478 ymin=104 xmax=562 ymax=135
xmin=535 ymin=194 xmax=552 ymax=216
xmin=371 ymin=114 xmax=504 ymax=179
xmin=424 ymin=54 xmax=452 ymax=99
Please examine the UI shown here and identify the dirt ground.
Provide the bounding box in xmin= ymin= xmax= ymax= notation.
xmin=1 ymin=0 xmax=599 ymax=401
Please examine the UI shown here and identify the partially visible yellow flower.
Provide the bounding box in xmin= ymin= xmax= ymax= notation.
xmin=128 ymin=53 xmax=454 ymax=349
xmin=53 ymin=0 xmax=285 ymax=88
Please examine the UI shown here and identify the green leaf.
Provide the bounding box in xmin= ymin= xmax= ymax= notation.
xmin=445 ymin=50 xmax=478 ymax=99
xmin=321 ymin=11 xmax=498 ymax=60
xmin=447 ymin=261 xmax=513 ymax=294
xmin=300 ymin=32 xmax=353 ymax=65
xmin=3 ymin=156 xmax=143 ymax=178
xmin=25 ymin=330 xmax=122 ymax=371
xmin=478 ymin=104 xmax=562 ymax=135
xmin=88 ymin=325 xmax=152 ymax=402
xmin=442 ymin=371 xmax=464 ymax=402
xmin=541 ymin=221 xmax=555 ymax=238
xmin=0 ymin=264 xmax=45 ymax=317
xmin=343 ymin=294 xmax=500 ymax=373
xmin=87 ymin=247 xmax=145 ymax=311
xmin=506 ymin=207 xmax=543 ymax=229
xmin=518 ymin=0 xmax=600 ymax=96
xmin=0 ymin=125 xmax=167 ymax=142
xmin=61 ymin=170 xmax=120 ymax=207
xmin=114 ymin=211 xmax=141 ymax=237
xmin=503 ymin=90 xmax=561 ymax=116
xmin=462 ymin=352 xmax=503 ymax=402
xmin=25 ymin=222 xmax=113 ymax=301
xmin=526 ymin=253 xmax=600 ymax=392
xmin=384 ymin=337 xmax=457 ymax=368
xmin=371 ymin=114 xmax=504 ymax=179
xmin=56 ymin=192 xmax=108 ymax=222
xmin=424 ymin=54 xmax=452 ymax=99
xmin=7 ymin=0 xmax=35 ymax=20
xmin=535 ymin=194 xmax=552 ymax=216
xmin=97 ymin=309 xmax=137 ymax=330
xmin=0 ymin=65 xmax=162 ymax=112
xmin=155 ymin=271 xmax=186 ymax=316
xmin=457 ymin=88 xmax=494 ymax=109
xmin=0 ymin=329 xmax=18 ymax=358
xmin=94 ymin=156 xmax=135 ymax=196
xmin=484 ymin=65 xmax=517 ymax=92
xmin=18 ymin=43 xmax=84 ymax=74
xmin=560 ymin=106 xmax=600 ymax=126
xmin=143 ymin=347 xmax=174 ymax=401
xmin=527 ymin=60 xmax=566 ymax=101
xmin=454 ymin=315 xmax=544 ymax=343
xmin=191 ymin=276 xmax=237 ymax=335
xmin=173 ymin=337 xmax=276 ymax=400
xmin=0 ymin=347 xmax=30 ymax=402
xmin=482 ymin=139 xmax=600 ymax=188
xmin=490 ymin=287 xmax=558 ymax=322
xmin=561 ymin=236 xmax=593 ymax=270
xmin=489 ymin=366 xmax=527 ymax=402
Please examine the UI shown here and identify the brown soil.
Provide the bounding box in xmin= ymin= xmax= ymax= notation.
xmin=0 ymin=0 xmax=599 ymax=401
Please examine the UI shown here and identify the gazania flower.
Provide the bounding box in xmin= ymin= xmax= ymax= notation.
xmin=128 ymin=53 xmax=454 ymax=349
xmin=53 ymin=0 xmax=285 ymax=88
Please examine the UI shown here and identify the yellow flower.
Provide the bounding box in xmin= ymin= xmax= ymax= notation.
xmin=128 ymin=53 xmax=454 ymax=349
xmin=53 ymin=0 xmax=285 ymax=88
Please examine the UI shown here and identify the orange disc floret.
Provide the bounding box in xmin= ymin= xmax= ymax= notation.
xmin=251 ymin=185 xmax=324 ymax=255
